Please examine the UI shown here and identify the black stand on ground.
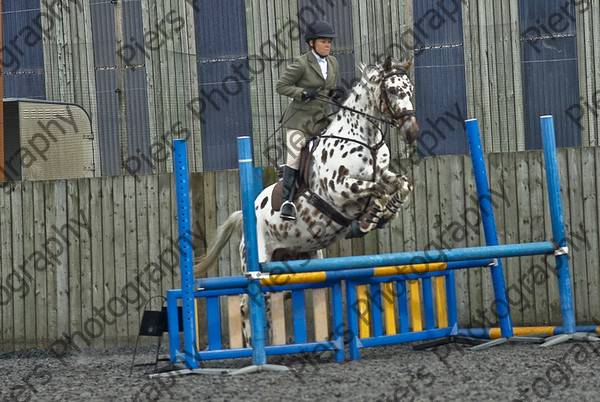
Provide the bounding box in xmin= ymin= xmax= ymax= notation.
xmin=130 ymin=297 xmax=173 ymax=374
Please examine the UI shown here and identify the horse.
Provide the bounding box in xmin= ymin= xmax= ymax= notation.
xmin=194 ymin=57 xmax=419 ymax=344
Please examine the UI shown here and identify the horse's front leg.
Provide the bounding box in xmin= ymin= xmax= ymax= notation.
xmin=380 ymin=170 xmax=413 ymax=198
xmin=332 ymin=176 xmax=387 ymax=207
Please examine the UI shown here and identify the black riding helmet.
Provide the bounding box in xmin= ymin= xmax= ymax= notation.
xmin=305 ymin=20 xmax=336 ymax=43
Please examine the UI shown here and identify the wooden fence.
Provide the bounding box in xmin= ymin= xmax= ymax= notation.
xmin=1 ymin=147 xmax=600 ymax=352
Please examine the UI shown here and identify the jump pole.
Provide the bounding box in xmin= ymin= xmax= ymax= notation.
xmin=236 ymin=136 xmax=288 ymax=373
xmin=173 ymin=139 xmax=199 ymax=369
xmin=465 ymin=119 xmax=513 ymax=340
xmin=539 ymin=115 xmax=599 ymax=346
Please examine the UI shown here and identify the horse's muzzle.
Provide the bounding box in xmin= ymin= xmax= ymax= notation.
xmin=398 ymin=116 xmax=419 ymax=144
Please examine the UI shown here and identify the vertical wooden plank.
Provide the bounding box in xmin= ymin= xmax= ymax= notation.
xmin=55 ymin=181 xmax=69 ymax=343
xmin=158 ymin=173 xmax=175 ymax=303
xmin=78 ymin=179 xmax=94 ymax=345
xmin=135 ymin=174 xmax=151 ymax=347
xmin=464 ymin=155 xmax=483 ymax=329
xmin=516 ymin=153 xmax=535 ymax=325
xmin=412 ymin=153 xmax=428 ymax=255
xmin=112 ymin=176 xmax=128 ymax=344
xmin=450 ymin=156 xmax=470 ymax=327
xmin=270 ymin=292 xmax=286 ymax=345
xmin=528 ymin=151 xmax=550 ymax=325
xmin=501 ymin=152 xmax=521 ymax=325
xmin=227 ymin=170 xmax=241 ymax=273
xmin=312 ymin=288 xmax=329 ymax=342
xmin=227 ymin=294 xmax=244 ymax=348
xmin=203 ymin=172 xmax=218 ymax=278
xmin=1 ymin=184 xmax=14 ymax=350
xmin=589 ymin=148 xmax=600 ymax=320
xmin=6 ymin=183 xmax=20 ymax=351
xmin=146 ymin=174 xmax=162 ymax=315
xmin=33 ymin=181 xmax=47 ymax=348
xmin=43 ymin=181 xmax=58 ymax=348
xmin=124 ymin=175 xmax=139 ymax=344
xmin=89 ymin=178 xmax=105 ymax=347
xmin=20 ymin=182 xmax=35 ymax=349
xmin=101 ymin=177 xmax=117 ymax=346
xmin=66 ymin=179 xmax=82 ymax=344
xmin=215 ymin=171 xmax=231 ymax=278
xmin=566 ymin=148 xmax=588 ymax=323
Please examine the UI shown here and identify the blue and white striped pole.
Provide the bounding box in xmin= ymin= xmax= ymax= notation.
xmin=173 ymin=139 xmax=199 ymax=369
xmin=238 ymin=136 xmax=268 ymax=365
xmin=540 ymin=116 xmax=576 ymax=334
xmin=465 ymin=119 xmax=514 ymax=338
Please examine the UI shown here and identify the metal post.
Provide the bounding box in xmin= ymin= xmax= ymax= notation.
xmin=540 ymin=116 xmax=576 ymax=334
xmin=237 ymin=136 xmax=267 ymax=365
xmin=173 ymin=139 xmax=198 ymax=369
xmin=465 ymin=119 xmax=513 ymax=338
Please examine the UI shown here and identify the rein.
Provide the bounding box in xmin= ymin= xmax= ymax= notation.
xmin=316 ymin=68 xmax=417 ymax=128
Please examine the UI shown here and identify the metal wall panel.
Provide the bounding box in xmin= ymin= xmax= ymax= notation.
xmin=2 ymin=2 xmax=46 ymax=99
xmin=414 ymin=0 xmax=468 ymax=156
xmin=90 ymin=0 xmax=116 ymax=68
xmin=122 ymin=0 xmax=151 ymax=174
xmin=195 ymin=0 xmax=252 ymax=171
xmin=125 ymin=67 xmax=151 ymax=174
xmin=122 ymin=0 xmax=145 ymax=67
xmin=95 ymin=69 xmax=121 ymax=176
xmin=520 ymin=0 xmax=581 ymax=149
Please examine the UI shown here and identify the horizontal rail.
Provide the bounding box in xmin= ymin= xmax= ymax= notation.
xmin=260 ymin=242 xmax=556 ymax=274
xmin=194 ymin=259 xmax=495 ymax=291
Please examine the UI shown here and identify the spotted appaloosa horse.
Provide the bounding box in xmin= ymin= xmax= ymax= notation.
xmin=195 ymin=57 xmax=419 ymax=344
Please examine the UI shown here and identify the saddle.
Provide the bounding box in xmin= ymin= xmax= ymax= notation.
xmin=270 ymin=136 xmax=354 ymax=228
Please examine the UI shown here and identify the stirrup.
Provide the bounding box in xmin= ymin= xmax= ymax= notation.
xmin=280 ymin=201 xmax=297 ymax=220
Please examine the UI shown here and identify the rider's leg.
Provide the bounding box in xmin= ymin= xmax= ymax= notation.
xmin=281 ymin=129 xmax=307 ymax=220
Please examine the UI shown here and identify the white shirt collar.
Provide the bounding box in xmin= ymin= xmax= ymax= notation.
xmin=312 ymin=51 xmax=328 ymax=79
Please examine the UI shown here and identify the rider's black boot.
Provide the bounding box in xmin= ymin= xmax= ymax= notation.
xmin=280 ymin=166 xmax=299 ymax=220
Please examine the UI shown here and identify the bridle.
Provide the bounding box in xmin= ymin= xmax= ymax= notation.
xmin=316 ymin=67 xmax=416 ymax=129
xmin=379 ymin=68 xmax=417 ymax=128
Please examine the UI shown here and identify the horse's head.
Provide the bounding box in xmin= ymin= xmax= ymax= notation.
xmin=363 ymin=57 xmax=420 ymax=144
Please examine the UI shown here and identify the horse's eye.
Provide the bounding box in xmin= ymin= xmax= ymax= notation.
xmin=388 ymin=88 xmax=398 ymax=96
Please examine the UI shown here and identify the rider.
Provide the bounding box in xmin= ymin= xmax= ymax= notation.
xmin=276 ymin=20 xmax=344 ymax=220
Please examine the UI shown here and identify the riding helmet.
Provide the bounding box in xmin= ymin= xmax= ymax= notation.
xmin=305 ymin=20 xmax=337 ymax=43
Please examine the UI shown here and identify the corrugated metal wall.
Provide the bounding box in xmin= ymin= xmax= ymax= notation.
xmin=414 ymin=0 xmax=468 ymax=156
xmin=520 ymin=0 xmax=581 ymax=150
xmin=463 ymin=1 xmax=526 ymax=153
xmin=4 ymin=1 xmax=600 ymax=174
xmin=2 ymin=1 xmax=45 ymax=99
xmin=195 ymin=0 xmax=252 ymax=171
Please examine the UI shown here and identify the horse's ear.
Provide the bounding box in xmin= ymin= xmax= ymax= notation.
xmin=403 ymin=58 xmax=413 ymax=70
xmin=383 ymin=56 xmax=393 ymax=72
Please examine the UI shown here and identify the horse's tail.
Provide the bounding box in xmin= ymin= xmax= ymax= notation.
xmin=193 ymin=210 xmax=244 ymax=276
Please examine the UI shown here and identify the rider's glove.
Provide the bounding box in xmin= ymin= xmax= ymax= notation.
xmin=328 ymin=88 xmax=346 ymax=103
xmin=301 ymin=89 xmax=319 ymax=101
